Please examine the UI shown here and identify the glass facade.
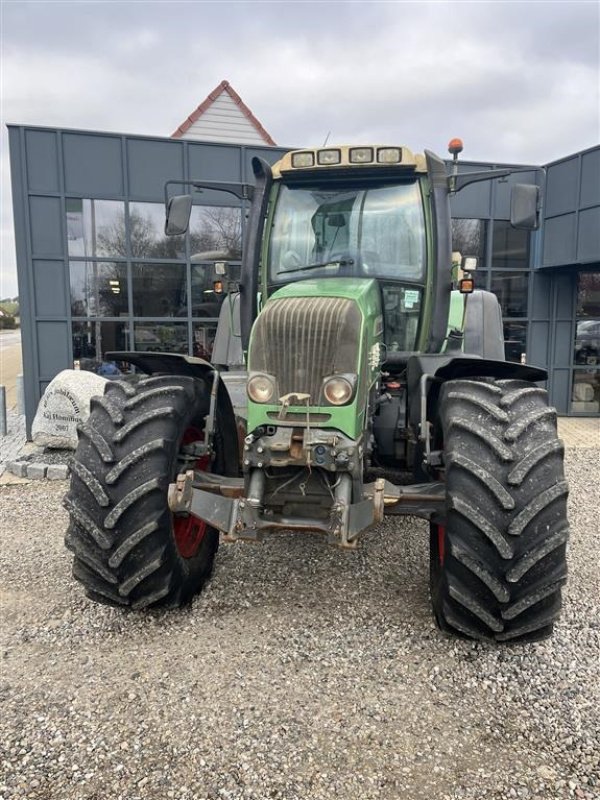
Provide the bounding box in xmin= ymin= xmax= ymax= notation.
xmin=67 ymin=199 xmax=242 ymax=374
xmin=452 ymin=219 xmax=530 ymax=363
xmin=571 ymin=272 xmax=600 ymax=413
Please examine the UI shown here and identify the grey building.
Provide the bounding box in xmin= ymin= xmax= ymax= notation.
xmin=7 ymin=125 xmax=600 ymax=433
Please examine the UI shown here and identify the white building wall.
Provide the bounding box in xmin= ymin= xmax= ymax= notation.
xmin=181 ymin=94 xmax=268 ymax=145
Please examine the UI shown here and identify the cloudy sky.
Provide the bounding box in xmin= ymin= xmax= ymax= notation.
xmin=1 ymin=0 xmax=599 ymax=298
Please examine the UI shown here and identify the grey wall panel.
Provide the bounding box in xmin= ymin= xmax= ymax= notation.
xmin=553 ymin=320 xmax=573 ymax=366
xmin=577 ymin=206 xmax=600 ymax=263
xmin=580 ymin=149 xmax=600 ymax=207
xmin=36 ymin=321 xmax=71 ymax=378
xmin=555 ymin=273 xmax=574 ymax=318
xmin=63 ymin=133 xmax=123 ymax=196
xmin=127 ymin=139 xmax=184 ymax=199
xmin=25 ymin=130 xmax=59 ymax=193
xmin=29 ymin=196 xmax=64 ymax=256
xmin=528 ymin=321 xmax=550 ymax=368
xmin=550 ymin=369 xmax=570 ymax=414
xmin=543 ymin=214 xmax=576 ymax=266
xmin=9 ymin=126 xmax=38 ymax=435
xmin=189 ymin=143 xmax=243 ymax=182
xmin=545 ymin=157 xmax=579 ymax=217
xmin=531 ymin=271 xmax=551 ymax=318
xmin=33 ymin=260 xmax=67 ymax=317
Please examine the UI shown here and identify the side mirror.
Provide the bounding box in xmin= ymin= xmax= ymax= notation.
xmin=165 ymin=194 xmax=193 ymax=236
xmin=510 ymin=184 xmax=540 ymax=230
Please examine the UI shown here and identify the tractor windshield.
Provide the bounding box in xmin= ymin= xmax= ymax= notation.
xmin=268 ymin=181 xmax=426 ymax=283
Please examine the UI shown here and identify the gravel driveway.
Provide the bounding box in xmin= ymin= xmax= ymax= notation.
xmin=1 ymin=449 xmax=598 ymax=800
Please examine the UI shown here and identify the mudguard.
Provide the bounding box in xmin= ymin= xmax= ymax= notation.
xmin=406 ymin=353 xmax=548 ymax=431
xmin=105 ymin=350 xmax=241 ymax=466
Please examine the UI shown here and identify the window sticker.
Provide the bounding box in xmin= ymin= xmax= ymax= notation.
xmin=403 ymin=289 xmax=420 ymax=309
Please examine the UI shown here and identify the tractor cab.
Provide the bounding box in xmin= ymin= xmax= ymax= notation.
xmin=263 ymin=150 xmax=428 ymax=357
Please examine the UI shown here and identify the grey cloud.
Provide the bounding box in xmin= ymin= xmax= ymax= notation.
xmin=1 ymin=0 xmax=598 ymax=297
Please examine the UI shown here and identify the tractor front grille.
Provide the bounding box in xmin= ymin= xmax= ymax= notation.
xmin=249 ymin=296 xmax=361 ymax=404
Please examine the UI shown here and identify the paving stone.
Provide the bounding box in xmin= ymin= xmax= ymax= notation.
xmin=46 ymin=463 xmax=70 ymax=481
xmin=7 ymin=460 xmax=28 ymax=478
xmin=26 ymin=462 xmax=47 ymax=480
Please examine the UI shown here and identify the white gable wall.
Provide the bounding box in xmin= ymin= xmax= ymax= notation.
xmin=181 ymin=93 xmax=268 ymax=145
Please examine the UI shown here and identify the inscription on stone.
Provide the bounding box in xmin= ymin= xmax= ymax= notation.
xmin=32 ymin=370 xmax=108 ymax=449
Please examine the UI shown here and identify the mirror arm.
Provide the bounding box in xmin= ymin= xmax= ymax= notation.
xmin=450 ymin=166 xmax=544 ymax=194
xmin=164 ymin=179 xmax=254 ymax=206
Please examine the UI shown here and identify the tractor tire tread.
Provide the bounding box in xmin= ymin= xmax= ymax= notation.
xmin=64 ymin=374 xmax=228 ymax=609
xmin=430 ymin=377 xmax=569 ymax=643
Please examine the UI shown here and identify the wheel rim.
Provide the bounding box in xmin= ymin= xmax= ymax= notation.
xmin=172 ymin=426 xmax=210 ymax=559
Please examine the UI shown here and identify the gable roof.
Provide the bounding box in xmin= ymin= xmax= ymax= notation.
xmin=171 ymin=80 xmax=277 ymax=145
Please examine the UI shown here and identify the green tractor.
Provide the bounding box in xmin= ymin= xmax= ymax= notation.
xmin=64 ymin=141 xmax=569 ymax=642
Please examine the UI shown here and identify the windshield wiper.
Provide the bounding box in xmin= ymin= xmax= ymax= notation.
xmin=291 ymin=257 xmax=355 ymax=272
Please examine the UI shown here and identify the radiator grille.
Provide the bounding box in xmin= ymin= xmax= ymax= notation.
xmin=250 ymin=296 xmax=361 ymax=404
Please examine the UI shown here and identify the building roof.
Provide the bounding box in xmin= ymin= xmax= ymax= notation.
xmin=171 ymin=80 xmax=277 ymax=146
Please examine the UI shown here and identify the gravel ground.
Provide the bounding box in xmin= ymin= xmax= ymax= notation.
xmin=0 ymin=449 xmax=598 ymax=800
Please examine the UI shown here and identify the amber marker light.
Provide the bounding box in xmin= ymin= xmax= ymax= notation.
xmin=448 ymin=138 xmax=464 ymax=156
xmin=459 ymin=276 xmax=474 ymax=294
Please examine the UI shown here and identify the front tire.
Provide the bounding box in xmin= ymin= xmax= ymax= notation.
xmin=64 ymin=374 xmax=235 ymax=609
xmin=430 ymin=378 xmax=569 ymax=642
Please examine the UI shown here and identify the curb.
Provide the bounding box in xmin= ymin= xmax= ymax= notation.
xmin=5 ymin=460 xmax=71 ymax=481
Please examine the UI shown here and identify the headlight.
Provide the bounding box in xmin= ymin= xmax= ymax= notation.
xmin=377 ymin=147 xmax=402 ymax=164
xmin=349 ymin=147 xmax=373 ymax=164
xmin=247 ymin=374 xmax=275 ymax=403
xmin=317 ymin=149 xmax=341 ymax=165
xmin=291 ymin=151 xmax=314 ymax=168
xmin=323 ymin=376 xmax=354 ymax=405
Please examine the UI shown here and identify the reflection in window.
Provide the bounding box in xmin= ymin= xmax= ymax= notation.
xmin=492 ymin=221 xmax=530 ymax=270
xmin=129 ymin=202 xmax=185 ymax=259
xmin=503 ymin=322 xmax=527 ymax=363
xmin=67 ymin=199 xmax=125 ymax=257
xmin=575 ymin=319 xmax=600 ymax=366
xmin=268 ymin=183 xmax=426 ymax=282
xmin=70 ymin=261 xmax=129 ymax=317
xmin=134 ymin=322 xmax=188 ymax=354
xmin=132 ymin=263 xmax=186 ymax=317
xmin=571 ymin=370 xmax=600 ymax=413
xmin=491 ymin=271 xmax=528 ymax=317
xmin=72 ymin=321 xmax=131 ymax=373
xmin=451 ymin=219 xmax=486 ymax=262
xmin=189 ymin=206 xmax=242 ymax=260
xmin=190 ymin=263 xmax=240 ymax=318
xmin=381 ymin=284 xmax=422 ymax=352
xmin=576 ymin=272 xmax=600 ymax=318
xmin=193 ymin=321 xmax=218 ymax=360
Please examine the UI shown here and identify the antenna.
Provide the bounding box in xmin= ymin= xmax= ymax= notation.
xmin=323 ymin=131 xmax=331 ymax=146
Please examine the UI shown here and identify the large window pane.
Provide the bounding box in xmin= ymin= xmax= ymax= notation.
xmin=576 ymin=272 xmax=600 ymax=318
xmin=192 ymin=321 xmax=218 ymax=360
xmin=134 ymin=322 xmax=188 ymax=354
xmin=492 ymin=221 xmax=530 ymax=269
xmin=67 ymin=199 xmax=125 ymax=258
xmin=70 ymin=261 xmax=129 ymax=317
xmin=189 ymin=206 xmax=242 ymax=260
xmin=72 ymin=321 xmax=131 ymax=373
xmin=129 ymin=202 xmax=185 ymax=259
xmin=571 ymin=370 xmax=600 ymax=413
xmin=491 ymin=271 xmax=528 ymax=317
xmin=451 ymin=219 xmax=486 ymax=263
xmin=503 ymin=321 xmax=527 ymax=363
xmin=132 ymin=263 xmax=186 ymax=317
xmin=190 ymin=263 xmax=241 ymax=318
xmin=575 ymin=319 xmax=600 ymax=366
